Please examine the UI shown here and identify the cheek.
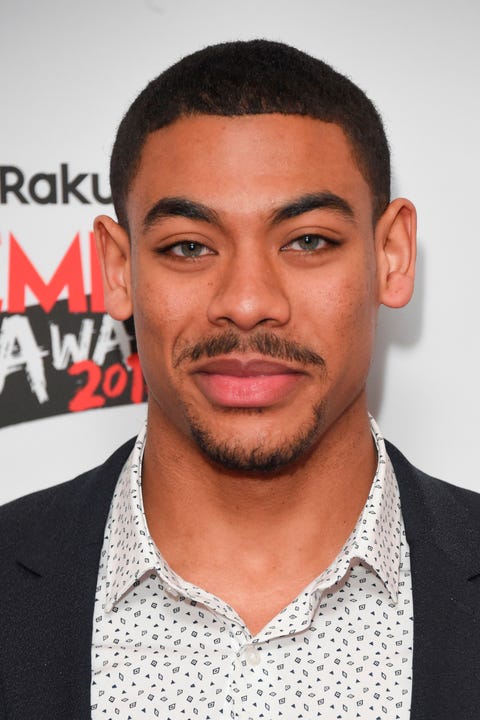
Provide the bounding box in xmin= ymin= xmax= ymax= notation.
xmin=334 ymin=277 xmax=378 ymax=372
xmin=131 ymin=268 xmax=210 ymax=368
xmin=302 ymin=263 xmax=377 ymax=360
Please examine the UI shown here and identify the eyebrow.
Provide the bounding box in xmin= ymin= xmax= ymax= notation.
xmin=268 ymin=192 xmax=355 ymax=225
xmin=143 ymin=197 xmax=220 ymax=230
xmin=142 ymin=191 xmax=355 ymax=231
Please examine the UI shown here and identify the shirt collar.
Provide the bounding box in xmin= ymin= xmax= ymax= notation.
xmin=104 ymin=417 xmax=402 ymax=611
xmin=314 ymin=416 xmax=402 ymax=603
xmin=103 ymin=424 xmax=158 ymax=611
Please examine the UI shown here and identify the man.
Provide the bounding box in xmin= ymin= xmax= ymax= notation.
xmin=1 ymin=39 xmax=480 ymax=720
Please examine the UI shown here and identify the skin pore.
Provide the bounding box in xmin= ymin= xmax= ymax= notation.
xmin=95 ymin=114 xmax=416 ymax=634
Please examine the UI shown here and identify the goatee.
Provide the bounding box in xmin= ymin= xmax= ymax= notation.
xmin=187 ymin=401 xmax=326 ymax=474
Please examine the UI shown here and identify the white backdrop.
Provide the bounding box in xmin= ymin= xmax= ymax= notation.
xmin=0 ymin=0 xmax=479 ymax=503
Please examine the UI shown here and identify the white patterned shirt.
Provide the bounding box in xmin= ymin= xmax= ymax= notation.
xmin=91 ymin=419 xmax=413 ymax=719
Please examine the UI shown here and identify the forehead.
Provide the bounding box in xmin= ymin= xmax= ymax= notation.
xmin=126 ymin=114 xmax=373 ymax=226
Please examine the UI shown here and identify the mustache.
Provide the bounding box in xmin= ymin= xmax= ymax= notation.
xmin=174 ymin=330 xmax=325 ymax=368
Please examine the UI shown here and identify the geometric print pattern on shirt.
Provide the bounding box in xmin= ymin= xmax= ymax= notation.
xmin=91 ymin=417 xmax=413 ymax=719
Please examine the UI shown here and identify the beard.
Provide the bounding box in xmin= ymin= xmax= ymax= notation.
xmin=172 ymin=329 xmax=328 ymax=473
xmin=185 ymin=400 xmax=327 ymax=474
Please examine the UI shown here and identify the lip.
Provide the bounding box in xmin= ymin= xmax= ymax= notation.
xmin=191 ymin=356 xmax=306 ymax=408
xmin=193 ymin=357 xmax=302 ymax=376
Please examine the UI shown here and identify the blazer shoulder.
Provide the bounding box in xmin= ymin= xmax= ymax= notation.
xmin=0 ymin=436 xmax=136 ymax=551
xmin=386 ymin=439 xmax=480 ymax=545
xmin=387 ymin=439 xmax=480 ymax=505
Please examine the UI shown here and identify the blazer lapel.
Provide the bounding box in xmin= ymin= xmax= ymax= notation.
xmin=5 ymin=439 xmax=135 ymax=720
xmin=387 ymin=442 xmax=480 ymax=720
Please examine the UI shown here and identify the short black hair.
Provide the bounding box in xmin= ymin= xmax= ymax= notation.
xmin=110 ymin=39 xmax=390 ymax=228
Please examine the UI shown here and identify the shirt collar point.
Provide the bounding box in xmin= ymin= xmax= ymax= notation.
xmin=103 ymin=595 xmax=116 ymax=613
xmin=387 ymin=583 xmax=399 ymax=605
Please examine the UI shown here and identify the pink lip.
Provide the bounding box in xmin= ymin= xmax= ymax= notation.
xmin=192 ymin=357 xmax=306 ymax=408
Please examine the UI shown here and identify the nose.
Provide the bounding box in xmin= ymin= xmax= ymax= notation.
xmin=207 ymin=250 xmax=291 ymax=331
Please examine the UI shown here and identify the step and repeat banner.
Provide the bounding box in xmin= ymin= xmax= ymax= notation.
xmin=1 ymin=234 xmax=144 ymax=424
xmin=1 ymin=0 xmax=479 ymax=501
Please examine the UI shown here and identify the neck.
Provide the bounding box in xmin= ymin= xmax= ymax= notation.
xmin=142 ymin=395 xmax=376 ymax=587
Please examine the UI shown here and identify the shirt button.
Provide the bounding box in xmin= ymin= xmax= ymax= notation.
xmin=244 ymin=646 xmax=261 ymax=666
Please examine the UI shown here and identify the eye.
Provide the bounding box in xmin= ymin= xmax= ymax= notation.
xmin=283 ymin=234 xmax=332 ymax=252
xmin=165 ymin=241 xmax=212 ymax=258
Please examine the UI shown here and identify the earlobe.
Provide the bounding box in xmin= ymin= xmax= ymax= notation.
xmin=376 ymin=198 xmax=417 ymax=309
xmin=93 ymin=215 xmax=133 ymax=320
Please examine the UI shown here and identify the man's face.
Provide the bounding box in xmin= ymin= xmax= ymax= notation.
xmin=119 ymin=114 xmax=385 ymax=471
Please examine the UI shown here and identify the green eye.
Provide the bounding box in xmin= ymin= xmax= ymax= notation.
xmin=289 ymin=234 xmax=326 ymax=251
xmin=171 ymin=241 xmax=208 ymax=257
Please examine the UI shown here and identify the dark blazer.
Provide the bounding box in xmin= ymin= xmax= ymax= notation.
xmin=1 ymin=440 xmax=480 ymax=719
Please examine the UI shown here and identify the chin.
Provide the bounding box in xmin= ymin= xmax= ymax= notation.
xmin=187 ymin=400 xmax=326 ymax=474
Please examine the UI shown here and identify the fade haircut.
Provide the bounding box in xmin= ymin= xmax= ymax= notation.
xmin=110 ymin=39 xmax=390 ymax=228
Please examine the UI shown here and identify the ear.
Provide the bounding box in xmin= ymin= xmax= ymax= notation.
xmin=94 ymin=215 xmax=133 ymax=320
xmin=375 ymin=198 xmax=417 ymax=308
